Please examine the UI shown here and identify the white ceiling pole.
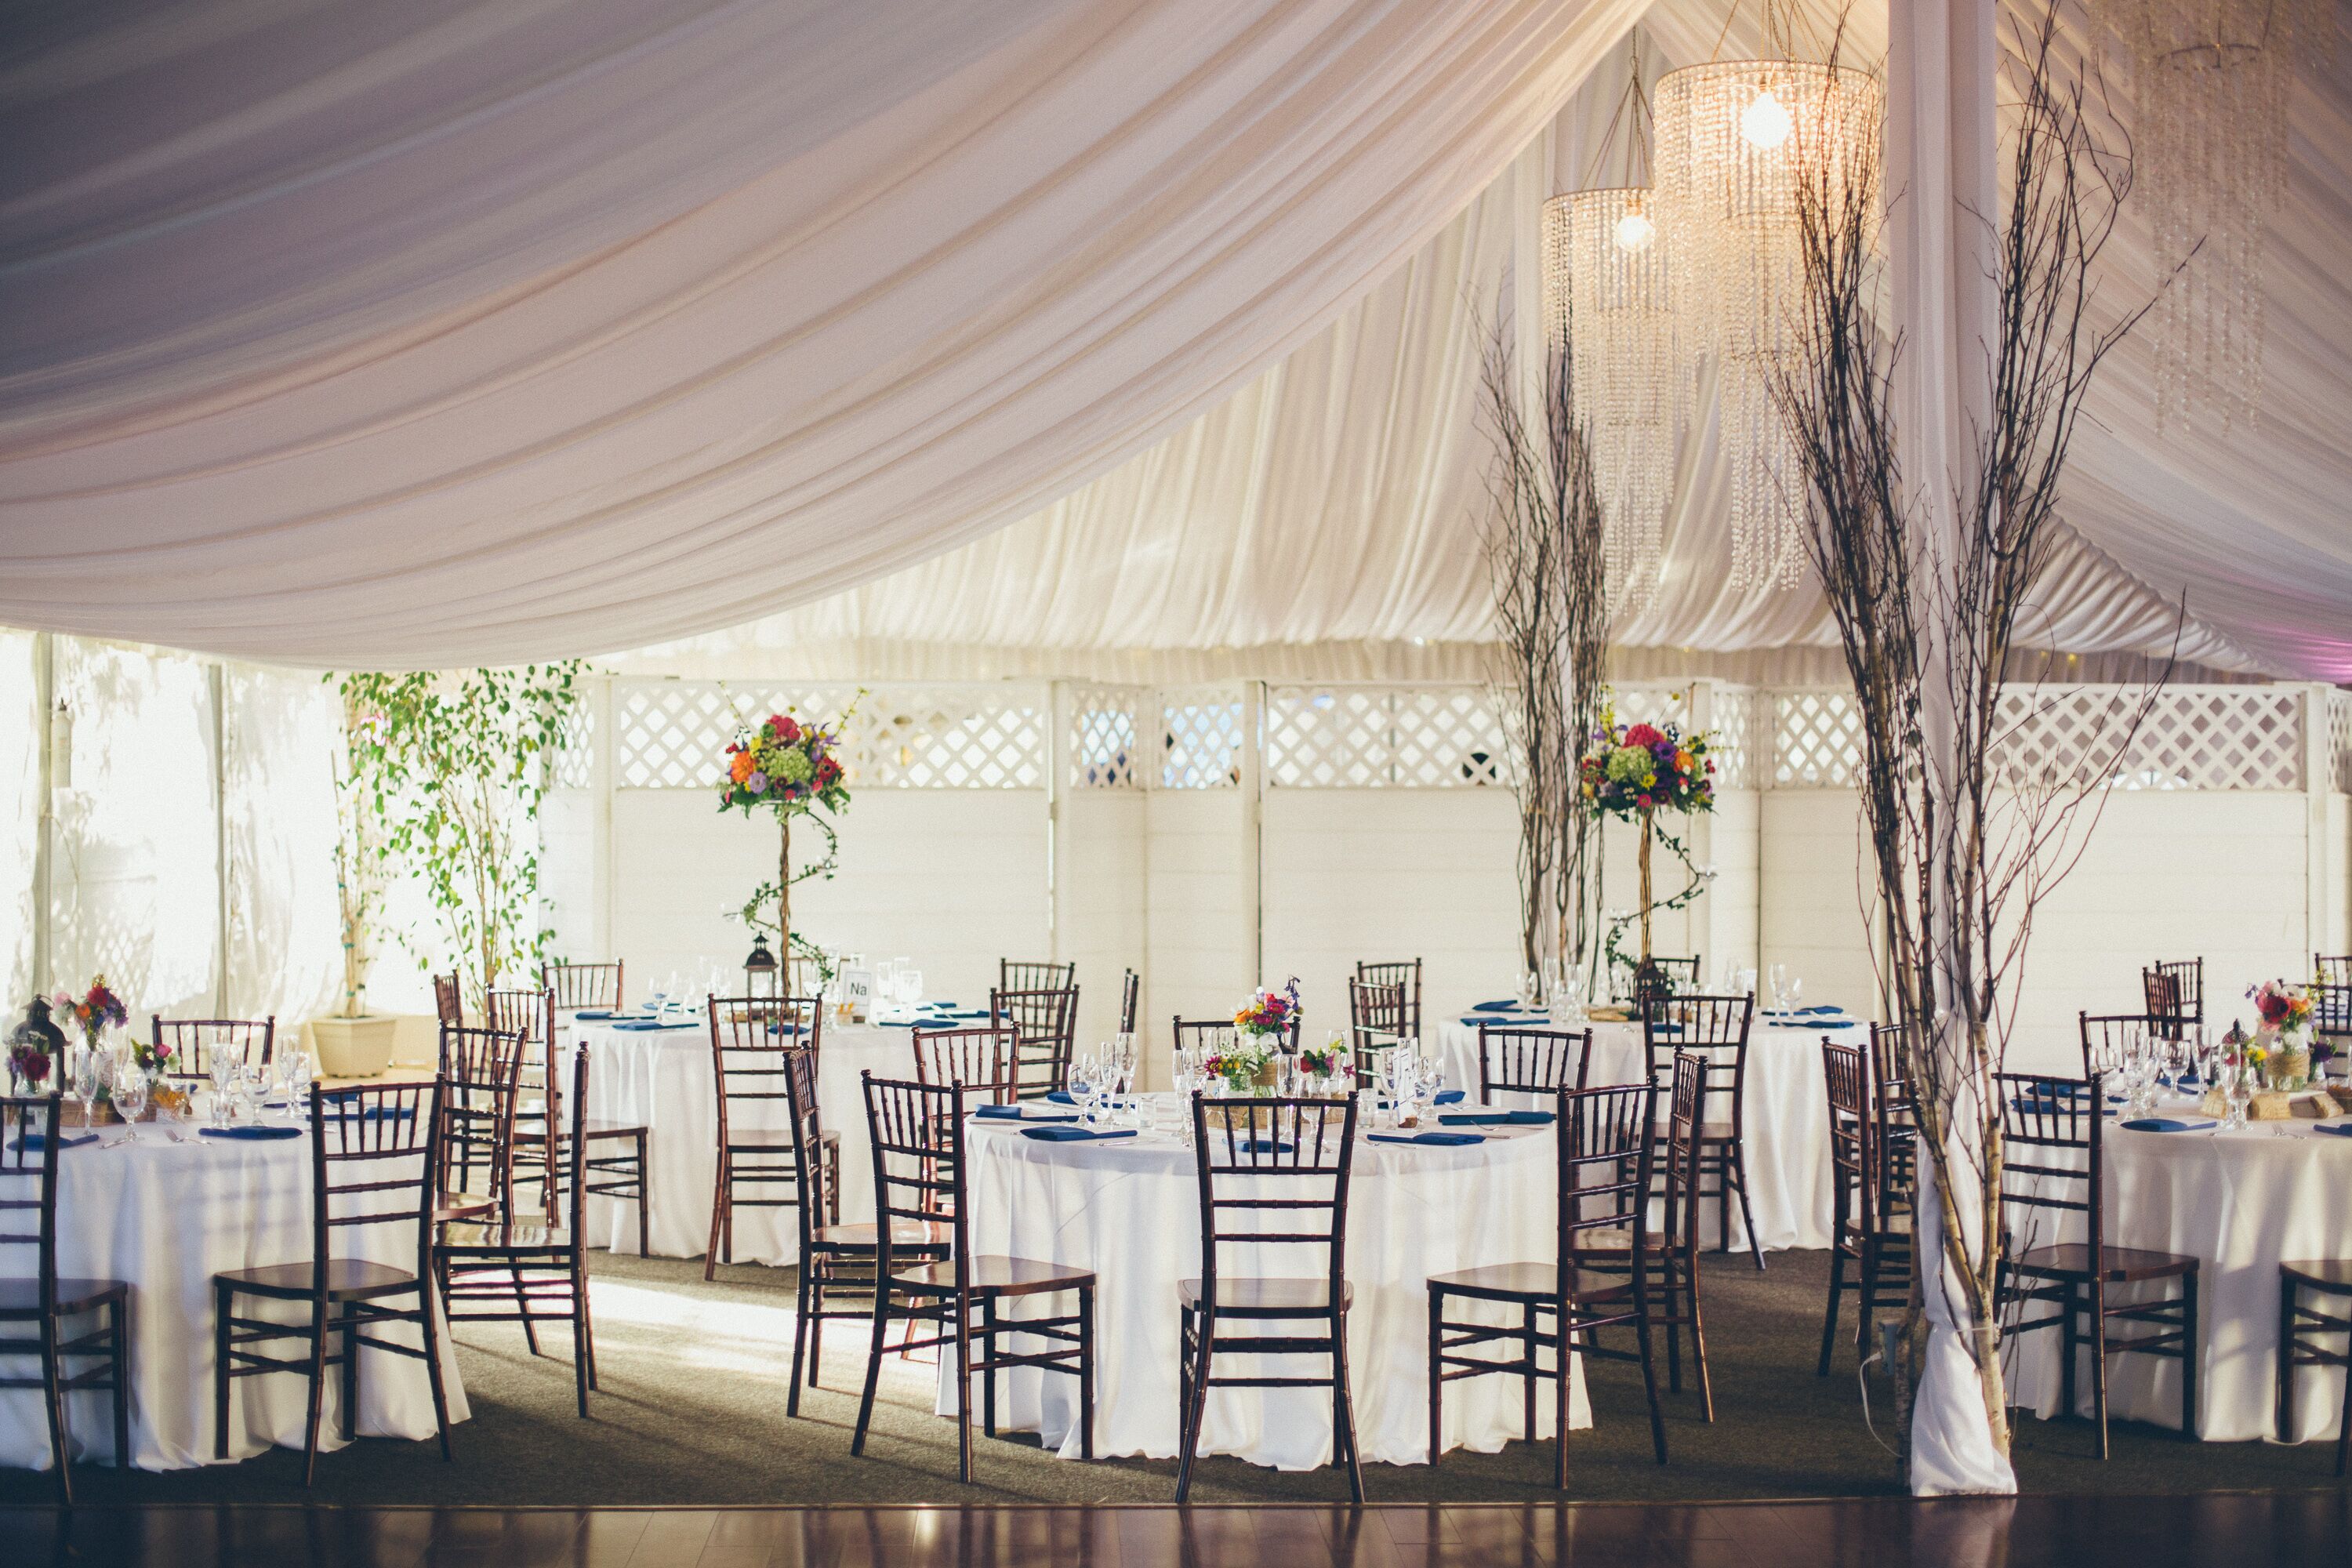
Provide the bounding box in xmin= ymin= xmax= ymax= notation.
xmin=1889 ymin=0 xmax=2017 ymax=1497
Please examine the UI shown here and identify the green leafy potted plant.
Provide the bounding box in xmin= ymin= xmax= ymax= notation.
xmin=312 ymin=689 xmax=398 ymax=1076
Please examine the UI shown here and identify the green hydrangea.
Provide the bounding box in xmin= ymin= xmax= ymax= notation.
xmin=1606 ymin=744 xmax=1651 ymax=785
xmin=772 ymin=746 xmax=815 ymax=786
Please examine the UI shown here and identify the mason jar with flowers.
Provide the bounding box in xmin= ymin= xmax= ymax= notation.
xmin=2249 ymin=978 xmax=2317 ymax=1090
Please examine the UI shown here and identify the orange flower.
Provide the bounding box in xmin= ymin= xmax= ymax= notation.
xmin=730 ymin=751 xmax=753 ymax=783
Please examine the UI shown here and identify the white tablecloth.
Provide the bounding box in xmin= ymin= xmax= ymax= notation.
xmin=959 ymin=1097 xmax=1591 ymax=1469
xmin=0 ymin=1128 xmax=468 ymax=1472
xmin=568 ymin=1012 xmax=915 ymax=1261
xmin=2006 ymin=1107 xmax=2352 ymax=1444
xmin=1439 ymin=1004 xmax=1851 ymax=1252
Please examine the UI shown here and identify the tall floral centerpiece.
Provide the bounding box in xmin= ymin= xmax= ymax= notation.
xmin=1577 ymin=706 xmax=1715 ymax=985
xmin=2249 ymin=977 xmax=2318 ymax=1089
xmin=719 ymin=703 xmax=854 ymax=985
xmin=1235 ymin=978 xmax=1301 ymax=1046
xmin=53 ymin=976 xmax=128 ymax=1058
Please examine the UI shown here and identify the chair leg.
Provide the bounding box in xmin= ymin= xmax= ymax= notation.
xmin=1818 ymin=1247 xmax=1848 ymax=1377
xmin=419 ymin=1283 xmax=455 ymax=1464
xmin=1632 ymin=1261 xmax=1668 ymax=1467
xmin=41 ymin=1309 xmax=71 ymax=1506
xmin=1331 ymin=1310 xmax=1365 ymax=1504
xmin=340 ymin=1317 xmax=360 ymax=1443
xmin=2277 ymin=1276 xmax=2297 ymax=1445
xmin=1077 ymin=1283 xmax=1096 ymax=1462
xmin=704 ymin=1155 xmax=727 ymax=1283
xmin=981 ymin=1294 xmax=998 ymax=1439
xmin=572 ymin=1275 xmax=592 ymax=1418
xmin=2336 ymin=1297 xmax=2352 ymax=1479
xmin=634 ymin=1138 xmax=650 ymax=1258
xmin=109 ymin=1298 xmax=130 ymax=1468
xmin=2058 ymin=1280 xmax=2079 ymax=1422
xmin=1425 ymin=1286 xmax=1443 ymax=1468
xmin=299 ymin=1298 xmax=330 ymax=1487
xmin=213 ymin=1282 xmax=233 ymax=1461
xmin=1175 ymin=1311 xmax=1212 ymax=1503
xmin=1686 ymin=1251 xmax=1715 ymax=1423
xmin=953 ymin=1290 xmax=975 ymax=1485
xmin=514 ymin=1261 xmax=542 ymax=1356
xmin=788 ymin=1258 xmax=814 ymax=1417
xmin=2090 ymin=1279 xmax=2111 ymax=1461
xmin=2180 ymin=1268 xmax=2199 ymax=1441
xmin=1521 ymin=1299 xmax=1538 ymax=1442
xmin=850 ymin=1283 xmax=891 ymax=1458
xmin=1664 ymin=1259 xmax=1684 ymax=1394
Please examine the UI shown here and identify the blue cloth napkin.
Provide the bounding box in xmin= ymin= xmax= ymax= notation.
xmin=1472 ymin=1000 xmax=1523 ymax=1012
xmin=1798 ymin=1005 xmax=1840 ymax=1014
xmin=574 ymin=1010 xmax=615 ymax=1021
xmin=975 ymin=1105 xmax=1076 ymax=1122
xmin=1045 ymin=1091 xmax=1077 ymax=1105
xmin=1465 ymin=1015 xmax=1548 ymax=1027
xmin=1648 ymin=1023 xmax=1684 ymax=1036
xmin=319 ymin=1104 xmax=416 ymax=1122
xmin=2119 ymin=1116 xmax=2218 ymax=1133
xmin=1434 ymin=1088 xmax=1465 ymax=1105
xmin=7 ymin=1133 xmax=99 ymax=1152
xmin=2315 ymin=1122 xmax=2352 ymax=1138
xmin=1439 ymin=1109 xmax=1555 ymax=1127
xmin=1020 ymin=1126 xmax=1139 ymax=1142
xmin=1370 ymin=1131 xmax=1485 ymax=1146
xmin=1237 ymin=1138 xmax=1294 ymax=1154
xmin=201 ymin=1125 xmax=304 ymax=1141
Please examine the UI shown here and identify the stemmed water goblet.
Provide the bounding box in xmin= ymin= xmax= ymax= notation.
xmin=71 ymin=1047 xmax=100 ymax=1131
xmin=111 ymin=1059 xmax=148 ymax=1142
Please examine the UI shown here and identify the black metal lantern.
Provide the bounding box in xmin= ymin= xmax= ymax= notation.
xmin=743 ymin=935 xmax=780 ymax=999
xmin=8 ymin=996 xmax=67 ymax=1090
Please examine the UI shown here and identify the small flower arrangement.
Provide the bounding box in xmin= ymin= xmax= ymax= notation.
xmin=1235 ymin=977 xmax=1301 ymax=1041
xmin=7 ymin=1039 xmax=51 ymax=1091
xmin=52 ymin=976 xmax=127 ymax=1054
xmin=1578 ymin=710 xmax=1715 ymax=822
xmin=1298 ymin=1035 xmax=1352 ymax=1080
xmin=1202 ymin=1040 xmax=1276 ymax=1094
xmin=2249 ymin=978 xmax=2314 ymax=1036
xmin=2249 ymin=978 xmax=2325 ymax=1087
xmin=720 ymin=711 xmax=849 ymax=816
xmin=132 ymin=1035 xmax=176 ymax=1079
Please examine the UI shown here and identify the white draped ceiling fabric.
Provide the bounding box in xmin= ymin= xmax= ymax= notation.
xmin=3 ymin=1 xmax=2349 ymax=677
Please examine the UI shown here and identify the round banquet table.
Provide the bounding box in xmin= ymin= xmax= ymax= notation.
xmin=957 ymin=1097 xmax=1592 ymax=1469
xmin=2005 ymin=1108 xmax=2352 ymax=1445
xmin=1439 ymin=1001 xmax=1853 ymax=1253
xmin=0 ymin=1126 xmax=468 ymax=1473
xmin=568 ymin=1011 xmax=918 ymax=1261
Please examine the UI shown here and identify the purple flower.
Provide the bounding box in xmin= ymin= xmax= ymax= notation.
xmin=746 ymin=771 xmax=769 ymax=793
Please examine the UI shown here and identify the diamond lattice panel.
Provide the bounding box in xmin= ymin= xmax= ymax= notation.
xmin=1266 ymin=687 xmax=1505 ymax=787
xmin=1998 ymin=685 xmax=2303 ymax=792
xmin=1069 ymin=684 xmax=1148 ymax=789
xmin=1162 ymin=688 xmax=1244 ymax=789
xmin=2332 ymin=690 xmax=2352 ymax=793
xmin=553 ymin=701 xmax=594 ymax=789
xmin=1774 ymin=691 xmax=1864 ymax=787
xmin=1708 ymin=686 xmax=1760 ymax=791
xmin=615 ymin=682 xmax=1043 ymax=789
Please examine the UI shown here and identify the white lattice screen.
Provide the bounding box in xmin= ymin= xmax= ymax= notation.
xmin=1997 ymin=685 xmax=2304 ymax=792
xmin=2332 ymin=689 xmax=2352 ymax=793
xmin=1069 ymin=684 xmax=1148 ymax=789
xmin=1160 ymin=687 xmax=1245 ymax=789
xmin=1774 ymin=691 xmax=1865 ymax=787
xmin=553 ymin=701 xmax=594 ymax=789
xmin=615 ymin=681 xmax=1044 ymax=789
xmin=1265 ymin=686 xmax=1506 ymax=788
xmin=1707 ymin=686 xmax=1764 ymax=791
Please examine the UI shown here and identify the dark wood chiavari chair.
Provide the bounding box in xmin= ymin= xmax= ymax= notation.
xmin=1620 ymin=954 xmax=1700 ymax=1007
xmin=543 ymin=960 xmax=625 ymax=1014
xmin=1997 ymin=1069 xmax=2200 ymax=1457
xmin=1000 ymin=960 xmax=1076 ymax=995
xmin=1178 ymin=1093 xmax=1362 ymax=1503
xmin=2142 ymin=959 xmax=2202 ymax=1040
xmin=500 ymin=986 xmax=650 ymax=1258
xmin=1355 ymin=959 xmax=1423 ymax=1041
xmin=436 ymin=1047 xmax=598 ymax=1414
xmin=1641 ymin=993 xmax=1762 ymax=1270
xmin=1476 ymin=1024 xmax=1595 ymax=1100
xmin=1348 ymin=978 xmax=1406 ymax=1069
xmin=0 ymin=1094 xmax=129 ymax=1503
xmin=1866 ymin=1022 xmax=1918 ymax=1205
xmin=851 ymin=1074 xmax=1095 ymax=1482
xmin=212 ymin=1080 xmax=454 ymax=1485
xmin=912 ymin=1025 xmax=1022 ymax=1105
xmin=2314 ymin=954 xmax=2352 ymax=1040
xmin=485 ymin=987 xmax=555 ymax=1204
xmin=150 ymin=1015 xmax=274 ymax=1085
xmin=1120 ymin=968 xmax=1141 ymax=1036
xmin=707 ymin=995 xmax=835 ymax=1280
xmin=2078 ymin=1013 xmax=2163 ymax=1080
xmin=992 ymin=985 xmax=1079 ymax=1099
xmin=435 ymin=1024 xmax=527 ymax=1232
xmin=782 ymin=1052 xmax=948 ymax=1417
xmin=2278 ymin=1259 xmax=2352 ymax=1474
xmin=1817 ymin=1041 xmax=1913 ymax=1375
xmin=1582 ymin=1051 xmax=1715 ymax=1420
xmin=1427 ymin=1080 xmax=1666 ymax=1486
xmin=433 ymin=974 xmax=463 ymax=1028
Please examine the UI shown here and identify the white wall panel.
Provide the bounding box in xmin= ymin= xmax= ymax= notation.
xmin=1058 ymin=788 xmax=1145 ymax=1048
xmin=1145 ymin=789 xmax=1250 ymax=1039
xmin=1758 ymin=789 xmax=1879 ymax=1025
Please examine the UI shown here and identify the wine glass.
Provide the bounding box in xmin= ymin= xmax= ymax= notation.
xmin=71 ymin=1047 xmax=100 ymax=1130
xmin=1768 ymin=964 xmax=1791 ymax=1013
xmin=112 ymin=1062 xmax=147 ymax=1142
xmin=1515 ymin=970 xmax=1540 ymax=1011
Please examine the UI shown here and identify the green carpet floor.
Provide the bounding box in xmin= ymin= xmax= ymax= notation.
xmin=5 ymin=1248 xmax=2335 ymax=1506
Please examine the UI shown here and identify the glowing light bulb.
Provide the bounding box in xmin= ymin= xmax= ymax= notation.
xmin=1740 ymin=86 xmax=1793 ymax=150
xmin=1613 ymin=209 xmax=1656 ymax=252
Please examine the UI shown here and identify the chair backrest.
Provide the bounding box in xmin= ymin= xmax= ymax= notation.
xmin=911 ymin=1024 xmax=1021 ymax=1105
xmin=1478 ymin=1025 xmax=1593 ymax=1098
xmin=1120 ymin=968 xmax=1141 ymax=1036
xmin=864 ymin=1073 xmax=968 ymax=1278
xmin=2141 ymin=959 xmax=2201 ymax=1038
xmin=1189 ymin=1093 xmax=1357 ymax=1316
xmin=1173 ymin=1020 xmax=1240 ymax=1071
xmin=1867 ymin=1022 xmax=1913 ymax=1116
xmin=1642 ymin=993 xmax=1754 ymax=1127
xmin=434 ymin=973 xmax=463 ymax=1026
xmin=1822 ymin=1040 xmax=1877 ymax=1240
xmin=151 ymin=1016 xmax=274 ymax=1083
xmin=2078 ymin=1012 xmax=2156 ymax=1079
xmin=543 ymin=960 xmax=625 ymax=1013
xmin=1000 ymin=960 xmax=1076 ymax=995
xmin=993 ymin=985 xmax=1078 ymax=1098
xmin=2315 ymin=954 xmax=2352 ymax=1036
xmin=1995 ymin=1069 xmax=2106 ymax=1262
xmin=1348 ymin=978 xmax=1407 ymax=1059
xmin=1659 ymin=1051 xmax=1710 ymax=1254
xmin=0 ymin=1094 xmax=64 ymax=1307
xmin=1557 ymin=1081 xmax=1657 ymax=1274
xmin=781 ymin=1047 xmax=833 ymax=1250
xmin=1621 ymin=953 xmax=1700 ymax=1006
xmin=1354 ymin=960 xmax=1422 ymax=1040
xmin=711 ymin=996 xmax=825 ymax=1149
xmin=308 ymin=1080 xmax=443 ymax=1293
xmin=439 ymin=1023 xmax=527 ymax=1212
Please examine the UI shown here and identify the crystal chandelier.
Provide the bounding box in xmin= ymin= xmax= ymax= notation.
xmin=1541 ymin=42 xmax=1673 ymax=611
xmin=1653 ymin=58 xmax=1881 ymax=587
xmin=2097 ymin=0 xmax=2332 ymax=434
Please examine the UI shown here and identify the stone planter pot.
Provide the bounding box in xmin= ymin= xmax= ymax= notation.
xmin=311 ymin=1015 xmax=397 ymax=1079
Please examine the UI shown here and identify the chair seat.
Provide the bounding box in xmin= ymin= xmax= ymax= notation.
xmin=438 ymin=1219 xmax=573 ymax=1252
xmin=1428 ymin=1261 xmax=1558 ymax=1298
xmin=2013 ymin=1243 xmax=2198 ymax=1283
xmin=433 ymin=1193 xmax=498 ymax=1224
xmin=580 ymin=1120 xmax=648 ymax=1141
xmin=811 ymin=1219 xmax=952 ymax=1251
xmin=894 ymin=1254 xmax=1094 ymax=1298
xmin=0 ymin=1277 xmax=128 ymax=1316
xmin=215 ymin=1258 xmax=419 ymax=1299
xmin=724 ymin=1130 xmax=840 ymax=1152
xmin=2282 ymin=1258 xmax=2352 ymax=1293
xmin=1177 ymin=1277 xmax=1352 ymax=1316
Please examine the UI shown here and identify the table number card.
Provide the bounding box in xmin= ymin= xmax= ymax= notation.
xmin=839 ymin=966 xmax=874 ymax=1022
